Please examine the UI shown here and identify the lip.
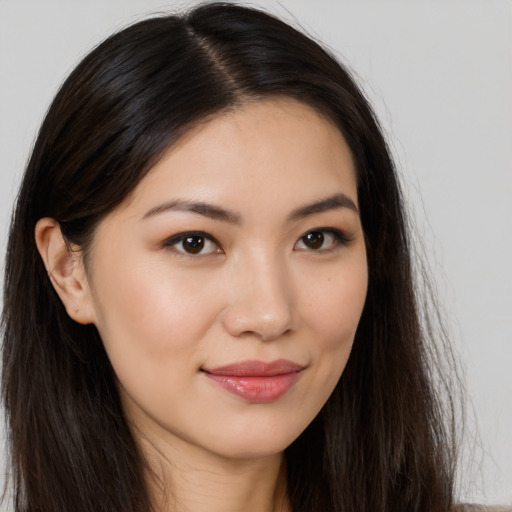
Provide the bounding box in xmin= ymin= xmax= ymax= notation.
xmin=202 ymin=359 xmax=304 ymax=403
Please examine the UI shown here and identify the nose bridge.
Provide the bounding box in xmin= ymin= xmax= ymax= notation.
xmin=223 ymin=247 xmax=295 ymax=340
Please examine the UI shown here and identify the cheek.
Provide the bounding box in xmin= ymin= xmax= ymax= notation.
xmin=89 ymin=259 xmax=226 ymax=426
xmin=302 ymin=259 xmax=368 ymax=349
xmin=289 ymin=259 xmax=368 ymax=423
xmin=296 ymin=257 xmax=367 ymax=392
xmin=90 ymin=254 xmax=223 ymax=364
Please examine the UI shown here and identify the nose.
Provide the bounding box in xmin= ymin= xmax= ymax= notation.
xmin=221 ymin=253 xmax=297 ymax=341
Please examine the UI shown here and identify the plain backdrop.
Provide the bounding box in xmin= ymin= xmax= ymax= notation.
xmin=0 ymin=0 xmax=511 ymax=506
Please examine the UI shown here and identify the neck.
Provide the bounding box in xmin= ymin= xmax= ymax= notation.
xmin=141 ymin=436 xmax=291 ymax=512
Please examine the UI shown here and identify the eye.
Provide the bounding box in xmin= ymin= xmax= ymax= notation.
xmin=294 ymin=229 xmax=349 ymax=251
xmin=163 ymin=232 xmax=222 ymax=256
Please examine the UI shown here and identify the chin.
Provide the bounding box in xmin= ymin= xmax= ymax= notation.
xmin=211 ymin=441 xmax=289 ymax=461
xmin=204 ymin=421 xmax=305 ymax=461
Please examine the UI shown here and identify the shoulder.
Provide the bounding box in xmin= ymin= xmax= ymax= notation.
xmin=453 ymin=505 xmax=512 ymax=512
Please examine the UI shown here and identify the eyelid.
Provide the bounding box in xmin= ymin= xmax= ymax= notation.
xmin=161 ymin=227 xmax=353 ymax=255
xmin=294 ymin=227 xmax=353 ymax=251
xmin=162 ymin=231 xmax=223 ymax=255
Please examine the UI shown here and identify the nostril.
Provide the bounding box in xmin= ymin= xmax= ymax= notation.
xmin=220 ymin=261 xmax=297 ymax=339
xmin=221 ymin=302 xmax=296 ymax=341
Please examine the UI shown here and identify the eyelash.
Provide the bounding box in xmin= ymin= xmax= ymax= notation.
xmin=162 ymin=228 xmax=352 ymax=256
xmin=162 ymin=231 xmax=223 ymax=256
xmin=294 ymin=228 xmax=352 ymax=252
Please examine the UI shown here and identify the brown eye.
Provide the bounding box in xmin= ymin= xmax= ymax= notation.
xmin=302 ymin=231 xmax=324 ymax=250
xmin=182 ymin=236 xmax=205 ymax=254
xmin=165 ymin=232 xmax=221 ymax=255
xmin=294 ymin=229 xmax=348 ymax=252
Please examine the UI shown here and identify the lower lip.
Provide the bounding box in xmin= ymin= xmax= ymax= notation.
xmin=204 ymin=372 xmax=301 ymax=403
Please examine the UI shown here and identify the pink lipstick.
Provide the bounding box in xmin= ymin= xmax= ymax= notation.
xmin=203 ymin=359 xmax=304 ymax=403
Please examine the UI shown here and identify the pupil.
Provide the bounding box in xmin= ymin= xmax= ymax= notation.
xmin=183 ymin=236 xmax=204 ymax=254
xmin=304 ymin=231 xmax=324 ymax=249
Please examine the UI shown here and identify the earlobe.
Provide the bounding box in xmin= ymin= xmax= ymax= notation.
xmin=35 ymin=218 xmax=96 ymax=325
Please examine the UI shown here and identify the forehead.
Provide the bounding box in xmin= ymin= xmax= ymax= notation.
xmin=119 ymin=97 xmax=358 ymax=220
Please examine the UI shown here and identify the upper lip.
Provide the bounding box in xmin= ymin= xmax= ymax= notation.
xmin=203 ymin=359 xmax=305 ymax=377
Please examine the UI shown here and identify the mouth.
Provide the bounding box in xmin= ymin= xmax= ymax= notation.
xmin=202 ymin=359 xmax=305 ymax=403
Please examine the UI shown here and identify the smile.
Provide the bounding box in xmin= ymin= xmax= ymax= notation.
xmin=202 ymin=359 xmax=304 ymax=403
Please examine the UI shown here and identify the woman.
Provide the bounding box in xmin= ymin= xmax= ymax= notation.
xmin=2 ymin=3 xmax=464 ymax=511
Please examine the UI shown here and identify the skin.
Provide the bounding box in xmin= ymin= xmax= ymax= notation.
xmin=36 ymin=98 xmax=368 ymax=512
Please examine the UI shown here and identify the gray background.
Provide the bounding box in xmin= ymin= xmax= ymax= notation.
xmin=0 ymin=0 xmax=511 ymax=505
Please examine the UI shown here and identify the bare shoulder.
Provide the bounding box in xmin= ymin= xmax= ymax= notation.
xmin=453 ymin=505 xmax=512 ymax=512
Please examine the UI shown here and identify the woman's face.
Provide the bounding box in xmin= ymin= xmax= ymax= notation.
xmin=84 ymin=98 xmax=368 ymax=460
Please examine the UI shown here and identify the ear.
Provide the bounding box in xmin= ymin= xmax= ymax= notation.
xmin=35 ymin=218 xmax=96 ymax=325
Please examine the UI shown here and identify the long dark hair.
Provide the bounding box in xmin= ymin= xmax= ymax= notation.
xmin=2 ymin=3 xmax=461 ymax=511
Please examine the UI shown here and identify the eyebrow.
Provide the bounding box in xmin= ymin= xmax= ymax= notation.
xmin=141 ymin=193 xmax=358 ymax=224
xmin=142 ymin=199 xmax=242 ymax=224
xmin=287 ymin=193 xmax=358 ymax=221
